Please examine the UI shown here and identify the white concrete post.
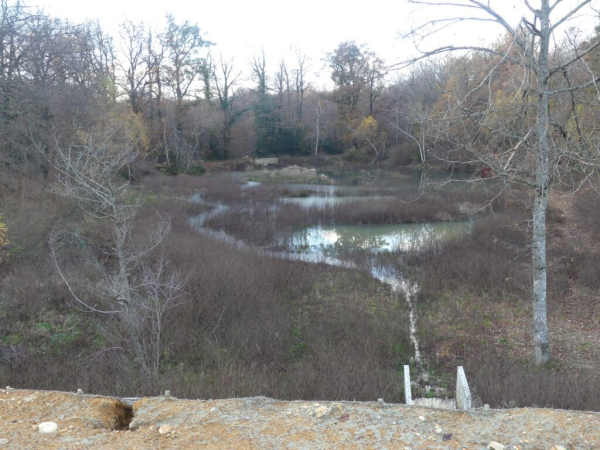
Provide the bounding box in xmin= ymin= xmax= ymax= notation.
xmin=456 ymin=366 xmax=472 ymax=410
xmin=404 ymin=365 xmax=413 ymax=405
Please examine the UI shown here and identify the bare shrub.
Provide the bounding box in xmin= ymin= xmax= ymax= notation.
xmin=466 ymin=348 xmax=600 ymax=411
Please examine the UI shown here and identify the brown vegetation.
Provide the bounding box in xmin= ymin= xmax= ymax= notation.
xmin=1 ymin=178 xmax=410 ymax=401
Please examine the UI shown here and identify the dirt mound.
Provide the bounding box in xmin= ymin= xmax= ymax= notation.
xmin=0 ymin=388 xmax=598 ymax=449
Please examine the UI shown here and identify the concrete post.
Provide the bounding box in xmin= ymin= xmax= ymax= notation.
xmin=456 ymin=366 xmax=472 ymax=410
xmin=404 ymin=365 xmax=413 ymax=405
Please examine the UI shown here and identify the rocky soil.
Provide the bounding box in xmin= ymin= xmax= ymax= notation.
xmin=0 ymin=388 xmax=598 ymax=449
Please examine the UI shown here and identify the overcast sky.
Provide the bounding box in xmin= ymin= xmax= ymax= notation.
xmin=36 ymin=0 xmax=598 ymax=87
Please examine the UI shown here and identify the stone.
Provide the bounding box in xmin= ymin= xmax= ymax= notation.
xmin=435 ymin=424 xmax=442 ymax=434
xmin=488 ymin=442 xmax=505 ymax=450
xmin=164 ymin=390 xmax=171 ymax=397
xmin=456 ymin=366 xmax=472 ymax=410
xmin=418 ymin=416 xmax=426 ymax=421
xmin=158 ymin=425 xmax=173 ymax=435
xmin=77 ymin=389 xmax=83 ymax=394
xmin=331 ymin=403 xmax=343 ymax=414
xmin=551 ymin=446 xmax=566 ymax=450
xmin=314 ymin=406 xmax=330 ymax=418
xmin=38 ymin=422 xmax=58 ymax=433
xmin=0 ymin=439 xmax=8 ymax=447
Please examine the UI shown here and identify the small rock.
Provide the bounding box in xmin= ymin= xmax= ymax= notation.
xmin=0 ymin=438 xmax=8 ymax=447
xmin=38 ymin=422 xmax=58 ymax=434
xmin=378 ymin=398 xmax=384 ymax=404
xmin=551 ymin=447 xmax=566 ymax=450
xmin=435 ymin=424 xmax=442 ymax=434
xmin=418 ymin=416 xmax=426 ymax=421
xmin=331 ymin=403 xmax=343 ymax=414
xmin=158 ymin=425 xmax=173 ymax=435
xmin=488 ymin=442 xmax=505 ymax=450
xmin=339 ymin=413 xmax=350 ymax=422
xmin=443 ymin=433 xmax=453 ymax=441
xmin=314 ymin=406 xmax=330 ymax=418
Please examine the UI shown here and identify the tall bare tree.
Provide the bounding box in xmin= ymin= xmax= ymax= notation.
xmin=45 ymin=124 xmax=185 ymax=378
xmin=405 ymin=0 xmax=600 ymax=364
xmin=210 ymin=54 xmax=243 ymax=160
xmin=117 ymin=20 xmax=149 ymax=114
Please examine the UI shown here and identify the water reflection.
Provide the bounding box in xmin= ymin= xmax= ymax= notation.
xmin=288 ymin=222 xmax=470 ymax=255
xmin=281 ymin=195 xmax=396 ymax=208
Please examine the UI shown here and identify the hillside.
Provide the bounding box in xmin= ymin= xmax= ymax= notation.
xmin=0 ymin=388 xmax=598 ymax=449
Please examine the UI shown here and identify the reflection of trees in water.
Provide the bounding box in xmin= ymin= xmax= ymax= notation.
xmin=399 ymin=225 xmax=441 ymax=252
xmin=289 ymin=222 xmax=470 ymax=255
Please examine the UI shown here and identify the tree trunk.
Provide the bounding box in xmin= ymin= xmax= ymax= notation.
xmin=532 ymin=181 xmax=549 ymax=364
xmin=115 ymin=222 xmax=149 ymax=375
xmin=532 ymin=0 xmax=551 ymax=365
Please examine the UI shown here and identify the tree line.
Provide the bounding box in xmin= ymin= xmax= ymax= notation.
xmin=1 ymin=1 xmax=600 ymax=177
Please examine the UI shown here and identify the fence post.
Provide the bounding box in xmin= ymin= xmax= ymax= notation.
xmin=456 ymin=366 xmax=472 ymax=410
xmin=404 ymin=365 xmax=413 ymax=405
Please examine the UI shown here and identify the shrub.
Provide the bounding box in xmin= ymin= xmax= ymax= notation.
xmin=388 ymin=143 xmax=419 ymax=166
xmin=186 ymin=164 xmax=206 ymax=175
xmin=342 ymin=147 xmax=372 ymax=163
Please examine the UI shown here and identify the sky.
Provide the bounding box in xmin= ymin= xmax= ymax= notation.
xmin=35 ymin=0 xmax=599 ymax=88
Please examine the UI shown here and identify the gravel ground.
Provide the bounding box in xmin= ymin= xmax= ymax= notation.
xmin=0 ymin=388 xmax=598 ymax=449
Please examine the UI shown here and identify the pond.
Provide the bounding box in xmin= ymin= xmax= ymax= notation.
xmin=286 ymin=221 xmax=471 ymax=255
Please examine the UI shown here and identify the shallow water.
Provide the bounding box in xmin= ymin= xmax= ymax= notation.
xmin=287 ymin=221 xmax=471 ymax=255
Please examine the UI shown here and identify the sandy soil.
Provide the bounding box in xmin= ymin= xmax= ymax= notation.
xmin=0 ymin=388 xmax=598 ymax=449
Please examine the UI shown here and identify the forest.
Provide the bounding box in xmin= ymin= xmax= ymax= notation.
xmin=2 ymin=0 xmax=600 ymax=411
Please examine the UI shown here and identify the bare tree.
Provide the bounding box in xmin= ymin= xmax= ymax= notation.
xmin=117 ymin=20 xmax=149 ymax=114
xmin=161 ymin=15 xmax=211 ymax=131
xmin=44 ymin=125 xmax=185 ymax=378
xmin=210 ymin=54 xmax=243 ymax=160
xmin=294 ymin=49 xmax=310 ymax=120
xmin=404 ymin=0 xmax=600 ymax=364
xmin=250 ymin=49 xmax=268 ymax=96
